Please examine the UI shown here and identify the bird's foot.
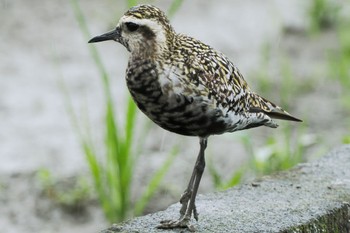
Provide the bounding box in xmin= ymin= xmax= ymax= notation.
xmin=157 ymin=217 xmax=196 ymax=232
xmin=179 ymin=190 xmax=199 ymax=221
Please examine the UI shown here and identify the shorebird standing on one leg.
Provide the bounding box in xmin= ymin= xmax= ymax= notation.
xmin=89 ymin=4 xmax=302 ymax=231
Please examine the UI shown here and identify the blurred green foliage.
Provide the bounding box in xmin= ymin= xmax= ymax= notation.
xmin=329 ymin=20 xmax=350 ymax=110
xmin=37 ymin=169 xmax=92 ymax=213
xmin=308 ymin=0 xmax=339 ymax=34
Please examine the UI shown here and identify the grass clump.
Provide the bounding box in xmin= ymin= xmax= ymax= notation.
xmin=209 ymin=124 xmax=314 ymax=190
xmin=308 ymin=0 xmax=339 ymax=34
xmin=37 ymin=169 xmax=92 ymax=213
xmin=245 ymin=124 xmax=314 ymax=175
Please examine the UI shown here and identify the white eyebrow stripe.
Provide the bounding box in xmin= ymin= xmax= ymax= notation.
xmin=119 ymin=16 xmax=157 ymax=29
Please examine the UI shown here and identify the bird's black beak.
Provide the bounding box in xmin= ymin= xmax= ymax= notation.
xmin=88 ymin=27 xmax=121 ymax=43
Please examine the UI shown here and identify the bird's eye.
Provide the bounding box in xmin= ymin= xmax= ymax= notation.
xmin=125 ymin=22 xmax=139 ymax=32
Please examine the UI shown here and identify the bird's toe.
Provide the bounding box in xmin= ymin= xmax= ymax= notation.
xmin=157 ymin=218 xmax=195 ymax=232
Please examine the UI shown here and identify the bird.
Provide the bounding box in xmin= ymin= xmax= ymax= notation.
xmin=88 ymin=4 xmax=302 ymax=231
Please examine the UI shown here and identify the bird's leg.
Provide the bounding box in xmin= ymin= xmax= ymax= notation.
xmin=179 ymin=139 xmax=206 ymax=217
xmin=158 ymin=137 xmax=207 ymax=231
xmin=180 ymin=137 xmax=207 ymax=220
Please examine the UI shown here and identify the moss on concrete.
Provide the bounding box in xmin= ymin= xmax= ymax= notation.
xmin=284 ymin=203 xmax=350 ymax=233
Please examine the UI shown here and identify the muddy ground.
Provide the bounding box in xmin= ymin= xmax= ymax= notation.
xmin=0 ymin=0 xmax=349 ymax=232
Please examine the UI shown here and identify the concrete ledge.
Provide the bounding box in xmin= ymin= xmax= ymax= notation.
xmin=102 ymin=146 xmax=350 ymax=232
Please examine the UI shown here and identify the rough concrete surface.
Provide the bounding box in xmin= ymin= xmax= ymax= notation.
xmin=101 ymin=146 xmax=350 ymax=232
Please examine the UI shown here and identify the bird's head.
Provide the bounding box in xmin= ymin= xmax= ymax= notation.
xmin=89 ymin=5 xmax=174 ymax=57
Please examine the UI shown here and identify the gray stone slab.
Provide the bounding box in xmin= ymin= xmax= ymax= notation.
xmin=101 ymin=145 xmax=350 ymax=232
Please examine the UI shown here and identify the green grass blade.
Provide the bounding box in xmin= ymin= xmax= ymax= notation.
xmin=221 ymin=168 xmax=244 ymax=190
xmin=105 ymin=100 xmax=127 ymax=220
xmin=207 ymin=156 xmax=223 ymax=189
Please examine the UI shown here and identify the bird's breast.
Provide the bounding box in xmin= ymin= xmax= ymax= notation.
xmin=125 ymin=60 xmax=227 ymax=136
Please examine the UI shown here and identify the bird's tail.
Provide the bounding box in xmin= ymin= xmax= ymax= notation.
xmin=248 ymin=93 xmax=302 ymax=122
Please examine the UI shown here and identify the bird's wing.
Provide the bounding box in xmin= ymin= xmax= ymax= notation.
xmin=173 ymin=35 xmax=301 ymax=122
xmin=179 ymin=48 xmax=251 ymax=113
xmin=181 ymin=50 xmax=302 ymax=122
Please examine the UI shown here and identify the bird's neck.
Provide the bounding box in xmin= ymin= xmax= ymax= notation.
xmin=130 ymin=32 xmax=175 ymax=61
xmin=130 ymin=43 xmax=157 ymax=59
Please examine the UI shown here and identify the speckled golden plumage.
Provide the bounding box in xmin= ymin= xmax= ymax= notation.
xmin=89 ymin=4 xmax=301 ymax=231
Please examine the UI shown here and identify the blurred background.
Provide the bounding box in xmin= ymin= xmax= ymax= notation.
xmin=1 ymin=0 xmax=349 ymax=232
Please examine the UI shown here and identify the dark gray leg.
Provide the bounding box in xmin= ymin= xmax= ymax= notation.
xmin=158 ymin=137 xmax=208 ymax=231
